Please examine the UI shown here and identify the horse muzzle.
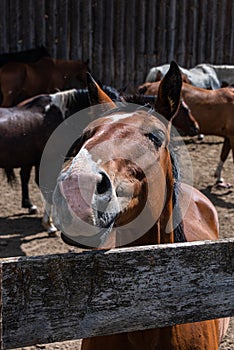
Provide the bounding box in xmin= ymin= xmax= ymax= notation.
xmin=52 ymin=155 xmax=120 ymax=249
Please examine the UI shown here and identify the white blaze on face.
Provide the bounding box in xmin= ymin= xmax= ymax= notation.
xmin=107 ymin=113 xmax=133 ymax=123
xmin=52 ymin=147 xmax=120 ymax=240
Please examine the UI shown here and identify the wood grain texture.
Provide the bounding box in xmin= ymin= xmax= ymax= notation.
xmin=0 ymin=0 xmax=234 ymax=87
xmin=0 ymin=238 xmax=234 ymax=349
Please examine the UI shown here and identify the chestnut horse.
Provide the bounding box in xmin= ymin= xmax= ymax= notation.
xmin=0 ymin=57 xmax=89 ymax=107
xmin=52 ymin=64 xmax=229 ymax=349
xmin=138 ymin=80 xmax=234 ymax=187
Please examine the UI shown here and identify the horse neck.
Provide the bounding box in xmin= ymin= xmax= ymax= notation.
xmin=181 ymin=83 xmax=206 ymax=107
xmin=127 ymin=162 xmax=176 ymax=247
xmin=69 ymin=89 xmax=90 ymax=112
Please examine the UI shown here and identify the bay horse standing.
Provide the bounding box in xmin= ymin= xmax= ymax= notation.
xmin=52 ymin=63 xmax=229 ymax=349
xmin=138 ymin=80 xmax=234 ymax=187
xmin=0 ymin=57 xmax=89 ymax=107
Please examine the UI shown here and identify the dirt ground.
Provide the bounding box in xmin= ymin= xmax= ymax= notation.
xmin=0 ymin=135 xmax=233 ymax=350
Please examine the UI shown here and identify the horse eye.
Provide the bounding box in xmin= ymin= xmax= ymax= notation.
xmin=146 ymin=131 xmax=165 ymax=147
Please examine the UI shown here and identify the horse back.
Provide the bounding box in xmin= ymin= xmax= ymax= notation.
xmin=18 ymin=94 xmax=52 ymax=112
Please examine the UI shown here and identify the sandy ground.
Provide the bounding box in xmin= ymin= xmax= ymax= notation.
xmin=0 ymin=135 xmax=233 ymax=350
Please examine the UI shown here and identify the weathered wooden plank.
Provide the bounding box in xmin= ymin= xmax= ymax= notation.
xmin=56 ymin=0 xmax=69 ymax=59
xmin=80 ymin=1 xmax=92 ymax=63
xmin=145 ymin=0 xmax=156 ymax=66
xmin=69 ymin=0 xmax=82 ymax=60
xmin=45 ymin=0 xmax=57 ymax=57
xmin=196 ymin=0 xmax=207 ymax=63
xmin=0 ymin=238 xmax=234 ymax=349
xmin=113 ymin=0 xmax=124 ymax=88
xmin=1 ymin=0 xmax=234 ymax=86
xmin=166 ymin=0 xmax=176 ymax=63
xmin=135 ymin=0 xmax=146 ymax=85
xmin=124 ymin=0 xmax=136 ymax=88
xmin=34 ymin=0 xmax=46 ymax=47
xmin=0 ymin=0 xmax=8 ymax=53
xmin=102 ymin=0 xmax=114 ymax=84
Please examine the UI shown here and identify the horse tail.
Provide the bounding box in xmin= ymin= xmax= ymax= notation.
xmin=3 ymin=168 xmax=17 ymax=187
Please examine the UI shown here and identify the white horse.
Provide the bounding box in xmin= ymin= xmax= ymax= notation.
xmin=145 ymin=63 xmax=221 ymax=89
xmin=204 ymin=64 xmax=234 ymax=86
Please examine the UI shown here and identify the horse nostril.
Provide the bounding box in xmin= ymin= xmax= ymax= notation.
xmin=96 ymin=172 xmax=111 ymax=195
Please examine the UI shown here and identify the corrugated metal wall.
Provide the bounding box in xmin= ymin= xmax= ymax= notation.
xmin=0 ymin=0 xmax=233 ymax=87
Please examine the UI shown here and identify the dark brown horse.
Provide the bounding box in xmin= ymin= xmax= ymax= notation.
xmin=0 ymin=89 xmax=94 ymax=234
xmin=138 ymin=80 xmax=234 ymax=187
xmin=52 ymin=64 xmax=229 ymax=349
xmin=0 ymin=57 xmax=89 ymax=107
xmin=0 ymin=85 xmax=123 ymax=234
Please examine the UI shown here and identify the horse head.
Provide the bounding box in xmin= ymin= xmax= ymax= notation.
xmin=52 ymin=62 xmax=183 ymax=249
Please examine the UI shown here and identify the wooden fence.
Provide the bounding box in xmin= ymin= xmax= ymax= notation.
xmin=0 ymin=0 xmax=234 ymax=87
xmin=0 ymin=238 xmax=234 ymax=349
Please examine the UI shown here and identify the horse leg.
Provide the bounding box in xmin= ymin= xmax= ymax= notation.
xmin=42 ymin=201 xmax=57 ymax=237
xmin=214 ymin=137 xmax=232 ymax=188
xmin=34 ymin=165 xmax=57 ymax=236
xmin=20 ymin=166 xmax=38 ymax=214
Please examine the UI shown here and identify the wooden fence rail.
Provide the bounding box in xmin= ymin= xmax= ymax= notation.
xmin=1 ymin=238 xmax=234 ymax=349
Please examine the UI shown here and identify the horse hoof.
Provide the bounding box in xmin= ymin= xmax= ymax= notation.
xmin=47 ymin=225 xmax=58 ymax=237
xmin=48 ymin=230 xmax=57 ymax=237
xmin=197 ymin=134 xmax=204 ymax=141
xmin=215 ymin=181 xmax=232 ymax=189
xmin=28 ymin=205 xmax=37 ymax=214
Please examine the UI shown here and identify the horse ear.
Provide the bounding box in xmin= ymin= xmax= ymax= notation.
xmin=154 ymin=61 xmax=182 ymax=122
xmin=86 ymin=72 xmax=116 ymax=108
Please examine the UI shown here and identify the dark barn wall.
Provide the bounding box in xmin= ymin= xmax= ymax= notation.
xmin=0 ymin=0 xmax=233 ymax=88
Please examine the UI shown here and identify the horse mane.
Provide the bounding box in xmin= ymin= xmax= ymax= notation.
xmin=49 ymin=85 xmax=122 ymax=118
xmin=102 ymin=85 xmax=121 ymax=101
xmin=49 ymin=89 xmax=79 ymax=117
xmin=170 ymin=147 xmax=187 ymax=243
xmin=123 ymin=94 xmax=156 ymax=107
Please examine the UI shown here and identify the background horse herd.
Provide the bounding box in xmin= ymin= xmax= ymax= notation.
xmin=0 ymin=47 xmax=233 ymax=349
xmin=0 ymin=46 xmax=233 ymax=226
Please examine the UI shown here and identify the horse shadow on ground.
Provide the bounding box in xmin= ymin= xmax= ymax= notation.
xmin=183 ymin=138 xmax=223 ymax=146
xmin=200 ymin=185 xmax=234 ymax=210
xmin=0 ymin=214 xmax=51 ymax=258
